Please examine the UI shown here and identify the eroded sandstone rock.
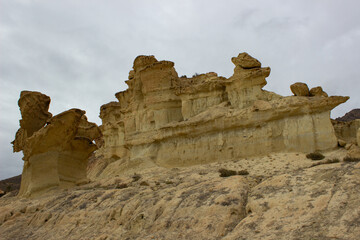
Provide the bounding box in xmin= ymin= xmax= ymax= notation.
xmin=12 ymin=92 xmax=100 ymax=197
xmin=97 ymin=53 xmax=348 ymax=173
xmin=11 ymin=91 xmax=52 ymax=152
xmin=290 ymin=82 xmax=310 ymax=96
xmin=310 ymin=86 xmax=328 ymax=97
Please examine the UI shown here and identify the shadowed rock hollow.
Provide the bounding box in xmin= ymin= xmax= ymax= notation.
xmin=1 ymin=53 xmax=360 ymax=240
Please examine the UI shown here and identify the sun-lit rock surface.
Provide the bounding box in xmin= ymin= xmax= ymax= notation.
xmin=97 ymin=53 xmax=348 ymax=172
xmin=11 ymin=91 xmax=52 ymax=152
xmin=12 ymin=92 xmax=100 ymax=197
xmin=290 ymin=82 xmax=310 ymax=96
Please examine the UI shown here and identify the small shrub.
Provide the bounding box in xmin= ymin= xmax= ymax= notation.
xmin=116 ymin=183 xmax=128 ymax=189
xmin=343 ymin=157 xmax=360 ymax=162
xmin=219 ymin=168 xmax=237 ymax=177
xmin=139 ymin=181 xmax=149 ymax=186
xmin=79 ymin=203 xmax=87 ymax=210
xmin=5 ymin=185 xmax=12 ymax=192
xmin=306 ymin=152 xmax=325 ymax=160
xmin=132 ymin=173 xmax=141 ymax=182
xmin=237 ymin=170 xmax=249 ymax=175
xmin=192 ymin=73 xmax=200 ymax=77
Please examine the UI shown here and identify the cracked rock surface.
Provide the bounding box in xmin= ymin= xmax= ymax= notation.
xmin=1 ymin=149 xmax=360 ymax=240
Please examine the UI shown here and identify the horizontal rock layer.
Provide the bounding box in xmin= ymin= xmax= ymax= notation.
xmin=97 ymin=53 xmax=348 ymax=171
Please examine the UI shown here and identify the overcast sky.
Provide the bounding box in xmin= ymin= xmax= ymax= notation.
xmin=1 ymin=0 xmax=359 ymax=179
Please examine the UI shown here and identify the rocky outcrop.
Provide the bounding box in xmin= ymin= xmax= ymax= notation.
xmin=97 ymin=53 xmax=348 ymax=173
xmin=12 ymin=91 xmax=101 ymax=197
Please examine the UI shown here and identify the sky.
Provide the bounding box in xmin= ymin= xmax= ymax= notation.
xmin=0 ymin=0 xmax=359 ymax=179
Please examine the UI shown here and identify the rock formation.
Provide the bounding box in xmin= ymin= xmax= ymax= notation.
xmin=96 ymin=53 xmax=348 ymax=173
xmin=12 ymin=91 xmax=101 ymax=197
xmin=2 ymin=53 xmax=359 ymax=240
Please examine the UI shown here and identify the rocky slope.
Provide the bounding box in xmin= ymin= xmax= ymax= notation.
xmin=1 ymin=149 xmax=360 ymax=240
xmin=336 ymin=109 xmax=360 ymax=122
xmin=0 ymin=175 xmax=21 ymax=196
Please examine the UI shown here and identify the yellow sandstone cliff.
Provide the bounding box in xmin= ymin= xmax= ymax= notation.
xmin=94 ymin=53 xmax=348 ymax=177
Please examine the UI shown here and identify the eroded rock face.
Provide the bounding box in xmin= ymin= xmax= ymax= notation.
xmin=97 ymin=53 xmax=348 ymax=173
xmin=12 ymin=92 xmax=100 ymax=197
xmin=12 ymin=91 xmax=52 ymax=152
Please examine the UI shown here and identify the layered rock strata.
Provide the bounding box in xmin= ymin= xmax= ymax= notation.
xmin=12 ymin=91 xmax=101 ymax=197
xmin=97 ymin=53 xmax=348 ymax=170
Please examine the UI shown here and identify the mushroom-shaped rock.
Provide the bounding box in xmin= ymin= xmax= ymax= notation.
xmin=290 ymin=82 xmax=310 ymax=96
xmin=231 ymin=52 xmax=261 ymax=69
xmin=310 ymin=86 xmax=328 ymax=97
xmin=13 ymin=91 xmax=101 ymax=197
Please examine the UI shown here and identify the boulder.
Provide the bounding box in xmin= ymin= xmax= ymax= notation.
xmin=231 ymin=52 xmax=261 ymax=69
xmin=290 ymin=82 xmax=310 ymax=96
xmin=310 ymin=86 xmax=328 ymax=97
